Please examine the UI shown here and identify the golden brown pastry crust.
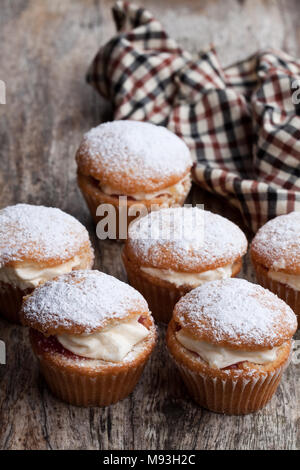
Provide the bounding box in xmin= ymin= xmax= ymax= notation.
xmin=251 ymin=244 xmax=300 ymax=275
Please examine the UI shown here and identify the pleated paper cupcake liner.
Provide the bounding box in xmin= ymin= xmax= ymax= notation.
xmin=255 ymin=269 xmax=300 ymax=326
xmin=174 ymin=360 xmax=285 ymax=415
xmin=38 ymin=357 xmax=146 ymax=407
xmin=124 ymin=263 xmax=188 ymax=324
xmin=0 ymin=282 xmax=32 ymax=324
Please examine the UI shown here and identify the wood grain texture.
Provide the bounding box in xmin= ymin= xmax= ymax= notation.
xmin=0 ymin=0 xmax=299 ymax=450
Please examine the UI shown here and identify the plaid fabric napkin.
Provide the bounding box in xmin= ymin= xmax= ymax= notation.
xmin=87 ymin=1 xmax=300 ymax=233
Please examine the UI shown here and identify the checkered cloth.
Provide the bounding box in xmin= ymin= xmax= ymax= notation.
xmin=87 ymin=1 xmax=300 ymax=233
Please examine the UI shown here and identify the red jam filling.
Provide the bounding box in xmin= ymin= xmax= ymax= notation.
xmin=32 ymin=330 xmax=87 ymax=360
xmin=138 ymin=315 xmax=150 ymax=329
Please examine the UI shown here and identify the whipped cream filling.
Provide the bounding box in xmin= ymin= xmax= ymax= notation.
xmin=57 ymin=316 xmax=150 ymax=362
xmin=0 ymin=256 xmax=82 ymax=289
xmin=100 ymin=174 xmax=189 ymax=201
xmin=176 ymin=329 xmax=278 ymax=369
xmin=268 ymin=270 xmax=300 ymax=291
xmin=141 ymin=263 xmax=233 ymax=288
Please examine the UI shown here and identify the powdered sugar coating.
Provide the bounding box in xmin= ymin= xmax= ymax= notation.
xmin=22 ymin=270 xmax=149 ymax=335
xmin=126 ymin=207 xmax=247 ymax=272
xmin=0 ymin=204 xmax=92 ymax=268
xmin=174 ymin=278 xmax=297 ymax=349
xmin=251 ymin=212 xmax=300 ymax=273
xmin=76 ymin=121 xmax=192 ymax=193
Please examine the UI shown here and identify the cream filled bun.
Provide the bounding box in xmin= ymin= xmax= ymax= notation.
xmin=75 ymin=121 xmax=193 ymax=238
xmin=21 ymin=270 xmax=156 ymax=407
xmin=166 ymin=278 xmax=297 ymax=415
xmin=0 ymin=204 xmax=94 ymax=323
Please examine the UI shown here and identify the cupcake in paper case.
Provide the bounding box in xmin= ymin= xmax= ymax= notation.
xmin=21 ymin=270 xmax=156 ymax=407
xmin=251 ymin=212 xmax=300 ymax=326
xmin=166 ymin=278 xmax=297 ymax=415
xmin=122 ymin=207 xmax=247 ymax=323
xmin=0 ymin=204 xmax=94 ymax=324
xmin=75 ymin=120 xmax=192 ymax=240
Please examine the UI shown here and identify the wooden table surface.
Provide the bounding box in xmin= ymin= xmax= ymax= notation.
xmin=1 ymin=0 xmax=300 ymax=451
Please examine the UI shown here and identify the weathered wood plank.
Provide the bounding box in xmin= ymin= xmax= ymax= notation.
xmin=0 ymin=0 xmax=299 ymax=450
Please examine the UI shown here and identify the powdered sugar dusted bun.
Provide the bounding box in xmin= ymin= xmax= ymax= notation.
xmin=125 ymin=207 xmax=247 ymax=272
xmin=251 ymin=212 xmax=300 ymax=274
xmin=21 ymin=270 xmax=150 ymax=336
xmin=76 ymin=120 xmax=192 ymax=194
xmin=0 ymin=204 xmax=94 ymax=268
xmin=173 ymin=278 xmax=297 ymax=350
